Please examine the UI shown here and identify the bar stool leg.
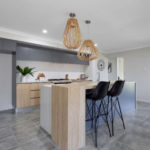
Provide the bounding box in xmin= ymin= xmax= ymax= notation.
xmin=117 ymin=97 xmax=126 ymax=129
xmin=101 ymin=100 xmax=111 ymax=137
xmin=107 ymin=96 xmax=110 ymax=115
xmin=110 ymin=97 xmax=114 ymax=136
xmin=91 ymin=101 xmax=94 ymax=128
xmin=94 ymin=101 xmax=98 ymax=147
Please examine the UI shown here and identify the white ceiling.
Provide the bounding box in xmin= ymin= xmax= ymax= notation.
xmin=0 ymin=0 xmax=150 ymax=53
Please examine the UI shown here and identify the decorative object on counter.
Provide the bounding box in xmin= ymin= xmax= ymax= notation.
xmin=97 ymin=59 xmax=105 ymax=71
xmin=77 ymin=20 xmax=100 ymax=61
xmin=16 ymin=65 xmax=35 ymax=82
xmin=80 ymin=74 xmax=88 ymax=80
xmin=65 ymin=74 xmax=69 ymax=80
xmin=108 ymin=62 xmax=112 ymax=73
xmin=63 ymin=13 xmax=81 ymax=49
xmin=96 ymin=72 xmax=100 ymax=81
xmin=36 ymin=73 xmax=46 ymax=81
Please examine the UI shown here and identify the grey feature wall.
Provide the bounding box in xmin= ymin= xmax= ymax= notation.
xmin=0 ymin=38 xmax=16 ymax=53
xmin=16 ymin=44 xmax=89 ymax=65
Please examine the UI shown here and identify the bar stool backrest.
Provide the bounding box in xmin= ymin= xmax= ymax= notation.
xmin=93 ymin=81 xmax=110 ymax=100
xmin=109 ymin=80 xmax=125 ymax=97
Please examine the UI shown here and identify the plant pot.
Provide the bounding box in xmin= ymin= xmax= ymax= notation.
xmin=21 ymin=76 xmax=27 ymax=82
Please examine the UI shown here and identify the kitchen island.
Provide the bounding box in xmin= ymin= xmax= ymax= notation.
xmin=50 ymin=81 xmax=136 ymax=150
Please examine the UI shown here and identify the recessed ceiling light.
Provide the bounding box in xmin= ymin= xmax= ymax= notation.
xmin=42 ymin=29 xmax=48 ymax=34
xmin=94 ymin=43 xmax=98 ymax=47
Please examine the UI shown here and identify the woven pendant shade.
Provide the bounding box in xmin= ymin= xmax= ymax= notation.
xmin=63 ymin=13 xmax=81 ymax=49
xmin=77 ymin=40 xmax=100 ymax=61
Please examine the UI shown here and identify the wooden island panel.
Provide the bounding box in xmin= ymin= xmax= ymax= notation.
xmin=51 ymin=82 xmax=97 ymax=150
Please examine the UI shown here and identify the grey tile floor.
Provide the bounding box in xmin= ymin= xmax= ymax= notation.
xmin=0 ymin=102 xmax=150 ymax=150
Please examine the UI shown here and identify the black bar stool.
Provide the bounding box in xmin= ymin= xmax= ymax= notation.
xmin=107 ymin=80 xmax=125 ymax=136
xmin=86 ymin=81 xmax=111 ymax=147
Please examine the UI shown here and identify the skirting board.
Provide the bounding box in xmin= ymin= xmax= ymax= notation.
xmin=15 ymin=105 xmax=40 ymax=113
xmin=136 ymin=99 xmax=150 ymax=103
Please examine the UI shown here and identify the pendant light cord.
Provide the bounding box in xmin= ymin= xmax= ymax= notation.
xmin=85 ymin=20 xmax=91 ymax=40
xmin=87 ymin=23 xmax=90 ymax=40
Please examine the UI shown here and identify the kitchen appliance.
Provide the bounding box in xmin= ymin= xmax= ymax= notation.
xmin=48 ymin=79 xmax=72 ymax=84
xmin=65 ymin=74 xmax=69 ymax=80
xmin=54 ymin=82 xmax=72 ymax=84
xmin=80 ymin=74 xmax=88 ymax=80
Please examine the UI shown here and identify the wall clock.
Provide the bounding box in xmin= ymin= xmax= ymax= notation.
xmin=97 ymin=59 xmax=105 ymax=71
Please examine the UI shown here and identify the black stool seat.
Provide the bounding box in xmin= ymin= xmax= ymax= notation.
xmin=86 ymin=89 xmax=95 ymax=99
xmin=86 ymin=81 xmax=111 ymax=147
xmin=108 ymin=80 xmax=125 ymax=97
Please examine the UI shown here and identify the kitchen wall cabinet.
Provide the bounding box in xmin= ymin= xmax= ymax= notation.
xmin=16 ymin=82 xmax=51 ymax=108
xmin=16 ymin=44 xmax=89 ymax=65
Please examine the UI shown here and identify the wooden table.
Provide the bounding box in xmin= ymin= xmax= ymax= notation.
xmin=51 ymin=81 xmax=98 ymax=150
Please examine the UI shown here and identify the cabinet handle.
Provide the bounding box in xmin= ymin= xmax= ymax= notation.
xmin=30 ymin=97 xmax=40 ymax=99
xmin=30 ymin=90 xmax=40 ymax=91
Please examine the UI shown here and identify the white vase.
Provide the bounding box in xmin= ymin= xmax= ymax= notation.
xmin=21 ymin=76 xmax=27 ymax=82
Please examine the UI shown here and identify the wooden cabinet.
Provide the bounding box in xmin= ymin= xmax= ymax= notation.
xmin=16 ymin=82 xmax=51 ymax=108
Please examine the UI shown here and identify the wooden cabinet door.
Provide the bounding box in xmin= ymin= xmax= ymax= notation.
xmin=30 ymin=98 xmax=40 ymax=106
xmin=30 ymin=83 xmax=40 ymax=91
xmin=30 ymin=83 xmax=40 ymax=106
xmin=17 ymin=82 xmax=52 ymax=108
xmin=30 ymin=91 xmax=40 ymax=99
xmin=17 ymin=84 xmax=31 ymax=108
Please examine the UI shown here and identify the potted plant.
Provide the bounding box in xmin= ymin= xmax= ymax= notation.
xmin=16 ymin=65 xmax=35 ymax=82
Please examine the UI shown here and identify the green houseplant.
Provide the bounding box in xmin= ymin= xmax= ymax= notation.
xmin=16 ymin=65 xmax=35 ymax=82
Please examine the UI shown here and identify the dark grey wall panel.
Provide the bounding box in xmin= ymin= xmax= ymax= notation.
xmin=3 ymin=39 xmax=16 ymax=52
xmin=12 ymin=53 xmax=16 ymax=108
xmin=0 ymin=39 xmax=2 ymax=49
xmin=0 ymin=38 xmax=16 ymax=52
xmin=16 ymin=44 xmax=89 ymax=65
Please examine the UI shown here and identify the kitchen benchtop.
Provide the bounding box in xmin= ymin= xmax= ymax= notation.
xmin=17 ymin=81 xmax=135 ymax=86
xmin=52 ymin=81 xmax=135 ymax=89
xmin=16 ymin=81 xmax=52 ymax=84
xmin=16 ymin=79 xmax=92 ymax=84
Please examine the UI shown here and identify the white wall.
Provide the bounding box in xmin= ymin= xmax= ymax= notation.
xmin=107 ymin=47 xmax=150 ymax=103
xmin=85 ymin=54 xmax=108 ymax=81
xmin=0 ymin=54 xmax=12 ymax=111
xmin=16 ymin=61 xmax=88 ymax=82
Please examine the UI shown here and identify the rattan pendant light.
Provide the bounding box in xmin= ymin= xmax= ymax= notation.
xmin=63 ymin=13 xmax=81 ymax=49
xmin=77 ymin=20 xmax=100 ymax=61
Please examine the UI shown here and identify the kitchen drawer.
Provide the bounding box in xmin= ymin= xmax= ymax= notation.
xmin=30 ymin=98 xmax=40 ymax=106
xmin=17 ymin=84 xmax=31 ymax=108
xmin=30 ymin=91 xmax=40 ymax=98
xmin=30 ymin=83 xmax=40 ymax=91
